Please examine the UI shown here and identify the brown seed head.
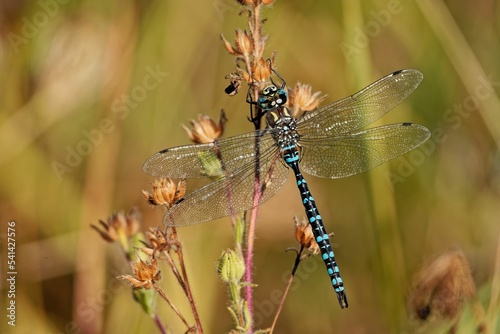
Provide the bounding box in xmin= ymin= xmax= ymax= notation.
xmin=295 ymin=217 xmax=320 ymax=254
xmin=409 ymin=249 xmax=476 ymax=321
xmin=183 ymin=112 xmax=227 ymax=144
xmin=124 ymin=207 xmax=141 ymax=235
xmin=119 ymin=258 xmax=161 ymax=289
xmin=235 ymin=29 xmax=254 ymax=56
xmin=147 ymin=228 xmax=168 ymax=250
xmin=221 ymin=34 xmax=237 ymax=55
xmin=251 ymin=58 xmax=273 ymax=83
xmin=240 ymin=69 xmax=253 ymax=84
xmin=287 ymin=82 xmax=326 ymax=118
xmin=142 ymin=178 xmax=186 ymax=209
xmin=92 ymin=209 xmax=141 ymax=242
xmin=221 ymin=29 xmax=254 ymax=57
xmin=140 ymin=228 xmax=171 ymax=257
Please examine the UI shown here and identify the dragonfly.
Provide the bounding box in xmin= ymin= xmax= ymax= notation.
xmin=143 ymin=69 xmax=431 ymax=309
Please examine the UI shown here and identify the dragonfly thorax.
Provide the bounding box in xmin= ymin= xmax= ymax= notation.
xmin=257 ymin=84 xmax=288 ymax=111
xmin=267 ymin=108 xmax=299 ymax=149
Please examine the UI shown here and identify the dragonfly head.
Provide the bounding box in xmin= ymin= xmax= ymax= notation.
xmin=257 ymin=84 xmax=288 ymax=111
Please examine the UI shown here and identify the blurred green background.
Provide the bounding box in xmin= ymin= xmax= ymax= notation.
xmin=1 ymin=0 xmax=499 ymax=333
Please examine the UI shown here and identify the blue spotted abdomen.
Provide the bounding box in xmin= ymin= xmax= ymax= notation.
xmin=283 ymin=147 xmax=348 ymax=308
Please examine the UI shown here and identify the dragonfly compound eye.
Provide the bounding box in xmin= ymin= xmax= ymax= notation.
xmin=276 ymin=89 xmax=288 ymax=106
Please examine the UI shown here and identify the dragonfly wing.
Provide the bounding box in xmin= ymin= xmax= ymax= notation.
xmin=143 ymin=130 xmax=276 ymax=178
xmin=299 ymin=123 xmax=430 ymax=179
xmin=164 ymin=147 xmax=289 ymax=226
xmin=298 ymin=69 xmax=423 ymax=136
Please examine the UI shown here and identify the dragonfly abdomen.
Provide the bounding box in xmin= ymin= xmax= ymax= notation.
xmin=284 ymin=147 xmax=349 ymax=309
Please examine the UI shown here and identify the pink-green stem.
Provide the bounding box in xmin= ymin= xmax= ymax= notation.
xmin=153 ymin=314 xmax=167 ymax=334
xmin=245 ymin=177 xmax=262 ymax=333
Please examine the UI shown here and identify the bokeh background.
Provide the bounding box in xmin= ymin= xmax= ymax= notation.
xmin=1 ymin=0 xmax=499 ymax=333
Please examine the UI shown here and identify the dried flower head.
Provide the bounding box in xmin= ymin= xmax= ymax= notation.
xmin=92 ymin=208 xmax=141 ymax=242
xmin=221 ymin=29 xmax=256 ymax=59
xmin=409 ymin=249 xmax=476 ymax=321
xmin=251 ymin=57 xmax=273 ymax=83
xmin=139 ymin=227 xmax=171 ymax=257
xmin=183 ymin=111 xmax=227 ymax=144
xmin=221 ymin=2 xmax=279 ymax=102
xmin=119 ymin=258 xmax=161 ymax=289
xmin=287 ymin=82 xmax=326 ymax=118
xmin=295 ymin=217 xmax=320 ymax=254
xmin=235 ymin=29 xmax=254 ymax=57
xmin=221 ymin=34 xmax=237 ymax=55
xmin=142 ymin=178 xmax=186 ymax=209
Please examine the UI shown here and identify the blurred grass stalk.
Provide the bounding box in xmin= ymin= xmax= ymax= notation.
xmin=342 ymin=1 xmax=500 ymax=332
xmin=418 ymin=1 xmax=500 ymax=331
xmin=342 ymin=0 xmax=408 ymax=330
xmin=417 ymin=1 xmax=500 ymax=150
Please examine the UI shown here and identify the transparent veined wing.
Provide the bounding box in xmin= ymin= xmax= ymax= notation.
xmin=143 ymin=129 xmax=277 ymax=179
xmin=298 ymin=69 xmax=423 ymax=136
xmin=162 ymin=146 xmax=289 ymax=226
xmin=298 ymin=123 xmax=430 ymax=179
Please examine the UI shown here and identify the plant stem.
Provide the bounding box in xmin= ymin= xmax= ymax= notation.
xmin=174 ymin=238 xmax=204 ymax=333
xmin=153 ymin=281 xmax=193 ymax=331
xmin=153 ymin=314 xmax=167 ymax=334
xmin=161 ymin=249 xmax=186 ymax=290
xmin=252 ymin=4 xmax=262 ymax=58
xmin=159 ymin=227 xmax=203 ymax=333
xmin=245 ymin=182 xmax=261 ymax=333
xmin=269 ymin=246 xmax=304 ymax=334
